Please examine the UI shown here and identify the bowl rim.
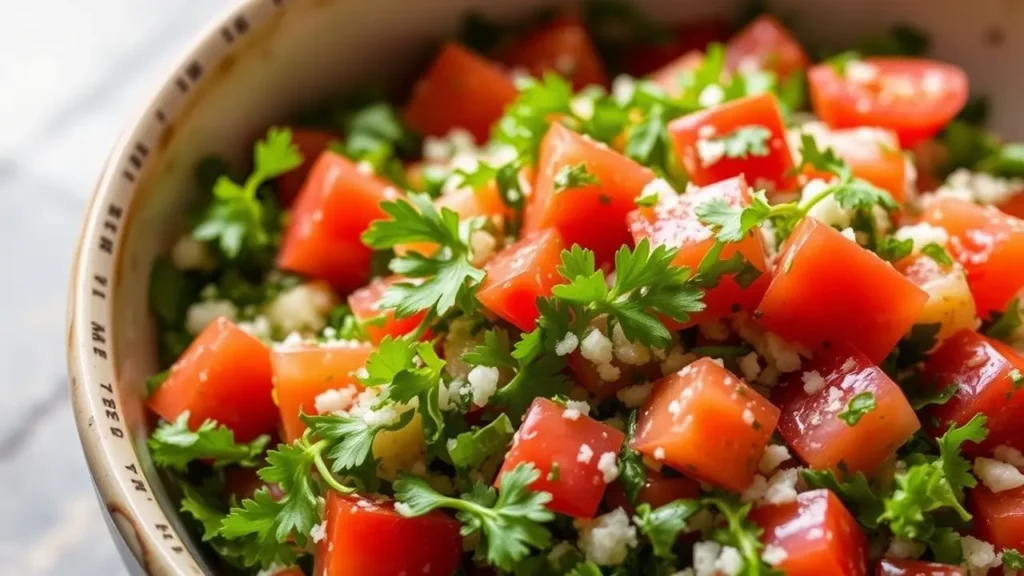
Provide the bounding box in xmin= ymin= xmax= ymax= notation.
xmin=66 ymin=0 xmax=276 ymax=573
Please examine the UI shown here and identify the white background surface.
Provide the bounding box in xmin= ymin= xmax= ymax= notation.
xmin=0 ymin=2 xmax=234 ymax=574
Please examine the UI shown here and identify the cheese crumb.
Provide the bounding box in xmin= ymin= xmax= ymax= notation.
xmin=597 ymin=362 xmax=622 ymax=382
xmin=994 ymin=445 xmax=1024 ymax=468
xmin=616 ymin=382 xmax=654 ymax=408
xmin=555 ymin=332 xmax=580 ymax=356
xmin=741 ymin=474 xmax=768 ymax=503
xmin=314 ymin=386 xmax=359 ymax=415
xmin=693 ymin=541 xmax=723 ymax=576
xmin=894 ymin=222 xmax=950 ymax=254
xmin=611 ymin=324 xmax=652 ymax=366
xmin=759 ymin=445 xmax=792 ymax=475
xmin=581 ymin=329 xmax=615 ymax=365
xmin=974 ymin=457 xmax=1024 ymax=492
xmin=739 ymin=352 xmax=761 ymax=382
xmin=714 ymin=546 xmax=744 ymax=576
xmin=562 ymin=400 xmax=591 ymax=421
xmin=309 ymin=521 xmax=327 ymax=543
xmin=762 ymin=544 xmax=788 ymax=566
xmin=801 ymin=370 xmax=826 ymax=395
xmin=265 ymin=282 xmax=337 ymax=335
xmin=597 ymin=452 xmax=620 ymax=483
xmin=186 ymin=300 xmax=238 ymax=335
xmin=577 ymin=508 xmax=638 ymax=565
xmin=764 ymin=469 xmax=800 ymax=505
xmin=961 ymin=536 xmax=999 ymax=572
xmin=577 ymin=444 xmax=594 ymax=464
xmin=467 ymin=366 xmax=500 ymax=407
xmin=654 ymin=447 xmax=666 ymax=461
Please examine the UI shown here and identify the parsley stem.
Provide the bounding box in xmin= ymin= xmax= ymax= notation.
xmin=308 ymin=439 xmax=354 ymax=494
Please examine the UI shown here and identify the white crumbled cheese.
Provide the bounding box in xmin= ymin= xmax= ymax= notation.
xmin=885 ymin=538 xmax=926 ymax=560
xmin=994 ymin=445 xmax=1024 ymax=468
xmin=555 ymin=332 xmax=580 ymax=356
xmin=170 ymin=235 xmax=216 ymax=271
xmin=846 ymin=60 xmax=879 ymax=83
xmin=562 ymin=400 xmax=591 ymax=421
xmin=654 ymin=447 xmax=666 ymax=461
xmin=265 ymin=282 xmax=337 ymax=335
xmin=801 ymin=178 xmax=850 ymax=227
xmin=577 ymin=508 xmax=638 ymax=565
xmin=467 ymin=366 xmax=500 ymax=407
xmin=696 ymin=137 xmax=727 ymax=167
xmin=597 ymin=452 xmax=620 ymax=483
xmin=581 ymin=329 xmax=615 ymax=365
xmin=974 ymin=457 xmax=1024 ymax=493
xmin=937 ymin=168 xmax=1024 ymax=207
xmin=693 ymin=541 xmax=724 ymax=576
xmin=570 ymin=95 xmax=596 ymax=120
xmin=841 ymin=357 xmax=857 ymax=373
xmin=739 ymin=352 xmax=761 ymax=382
xmin=741 ymin=474 xmax=768 ymax=503
xmin=362 ymin=405 xmax=399 ymax=427
xmin=714 ymin=546 xmax=744 ymax=576
xmin=764 ymin=468 xmax=800 ymax=505
xmin=439 ymin=378 xmax=464 ymax=412
xmin=577 ymin=444 xmax=594 ymax=464
xmin=826 ymin=386 xmax=844 ymax=413
xmin=894 ymin=222 xmax=950 ymax=254
xmin=840 ymin=227 xmax=857 ymax=242
xmin=597 ymin=362 xmax=622 ymax=382
xmin=762 ymin=544 xmax=789 ymax=566
xmin=764 ymin=332 xmax=805 ymax=373
xmin=616 ymin=382 xmax=654 ymax=408
xmin=699 ymin=320 xmax=730 ymax=342
xmin=639 ymin=178 xmax=678 ymax=205
xmin=186 ymin=300 xmax=238 ymax=335
xmin=469 ymin=230 xmax=498 ymax=267
xmin=611 ymin=324 xmax=652 ymax=366
xmin=422 ymin=136 xmax=452 ymax=162
xmin=759 ymin=445 xmax=792 ymax=475
xmin=801 ymin=370 xmax=826 ymax=395
xmin=961 ymin=536 xmax=1000 ymax=573
xmin=238 ymin=315 xmax=272 ymax=340
xmin=309 ymin=521 xmax=327 ymax=543
xmin=661 ymin=347 xmax=697 ymax=375
xmin=698 ymin=84 xmax=725 ymax=107
xmin=275 ymin=331 xmax=306 ymax=351
xmin=314 ymin=386 xmax=359 ymax=415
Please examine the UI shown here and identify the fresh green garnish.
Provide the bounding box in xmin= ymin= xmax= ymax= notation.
xmin=876 ymin=236 xmax=914 ymax=263
xmin=619 ymin=410 xmax=648 ymax=504
xmin=447 ymin=414 xmax=515 ymax=469
xmin=826 ymin=51 xmax=862 ymax=76
xmin=634 ymin=499 xmax=701 ymax=560
xmin=984 ymin=297 xmax=1022 ymax=342
xmin=715 ymin=125 xmax=773 ymax=159
xmin=148 ymin=412 xmax=270 ymax=471
xmin=801 ymin=469 xmax=884 ymax=529
xmin=702 ymin=496 xmax=778 ymax=576
xmin=838 ymin=392 xmax=877 ymax=426
xmin=921 ymin=243 xmax=954 ymax=266
xmin=554 ymin=163 xmax=601 ymax=193
xmin=1004 ymin=549 xmax=1024 ymax=570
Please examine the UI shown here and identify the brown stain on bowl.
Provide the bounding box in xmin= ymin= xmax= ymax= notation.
xmin=109 ymin=502 xmax=152 ymax=573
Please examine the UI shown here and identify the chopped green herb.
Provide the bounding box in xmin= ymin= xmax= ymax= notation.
xmin=553 ymin=163 xmax=601 ymax=193
xmin=838 ymin=392 xmax=877 ymax=426
xmin=920 ymin=243 xmax=954 ymax=266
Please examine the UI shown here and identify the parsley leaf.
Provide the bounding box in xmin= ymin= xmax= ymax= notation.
xmin=984 ymin=297 xmax=1022 ymax=342
xmin=634 ymin=499 xmax=702 ymax=560
xmin=936 ymin=413 xmax=988 ymax=501
xmin=909 ymin=384 xmax=957 ymax=411
xmin=801 ymin=469 xmax=884 ymax=529
xmin=495 ymin=73 xmax=574 ymax=158
xmin=696 ymin=190 xmax=771 ymax=243
xmin=219 ymin=489 xmax=297 ymax=568
xmin=1004 ymin=549 xmax=1024 ymax=570
xmin=876 ymin=236 xmax=914 ymax=262
xmin=702 ymin=496 xmax=777 ymax=576
xmin=553 ymin=163 xmax=601 ymax=192
xmin=826 ymin=51 xmax=862 ymax=76
xmin=837 ymin=392 xmax=877 ymax=426
xmin=619 ymin=410 xmax=648 ymax=504
xmin=921 ymin=243 xmax=954 ymax=266
xmin=490 ymin=322 xmax=571 ymax=421
xmin=192 ymin=127 xmax=302 ymax=258
xmin=716 ymin=125 xmax=773 ymax=159
xmin=447 ymin=414 xmax=515 ymax=469
xmin=148 ymin=412 xmax=270 ymax=471
xmin=394 ymin=463 xmax=555 ymax=571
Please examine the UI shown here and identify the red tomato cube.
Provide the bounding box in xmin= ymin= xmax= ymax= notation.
xmin=998 ymin=193 xmax=1024 ymax=220
xmin=726 ymin=15 xmax=809 ymax=80
xmin=403 ymin=43 xmax=519 ymax=143
xmin=348 ymin=275 xmax=428 ymax=345
xmin=147 ymin=317 xmax=276 ymax=442
xmin=500 ymin=17 xmax=607 ymax=90
xmin=922 ymin=330 xmax=1024 ymax=454
xmin=876 ymin=559 xmax=964 ymax=576
xmin=632 ymin=358 xmax=780 ymax=492
xmin=525 ymin=123 xmax=656 ymax=265
xmin=626 ymin=176 xmax=771 ymax=327
xmin=272 ymin=341 xmax=375 ymax=442
xmin=775 ymin=342 xmax=920 ymax=474
xmin=756 ymin=217 xmax=929 ymax=363
xmin=277 ymin=151 xmax=401 ymax=292
xmin=318 ymin=492 xmax=462 ymax=576
xmin=969 ymin=484 xmax=1024 ymax=551
xmin=477 ymin=228 xmax=565 ymax=332
xmin=606 ymin=471 xmax=701 ymax=516
xmin=497 ymin=398 xmax=625 ymax=518
xmin=275 ymin=128 xmax=337 ymax=206
xmin=920 ymin=196 xmax=1024 ymax=315
xmin=668 ymin=93 xmax=796 ymax=193
xmin=750 ymin=489 xmax=869 ymax=576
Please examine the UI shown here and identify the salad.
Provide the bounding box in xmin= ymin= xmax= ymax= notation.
xmin=144 ymin=3 xmax=1024 ymax=576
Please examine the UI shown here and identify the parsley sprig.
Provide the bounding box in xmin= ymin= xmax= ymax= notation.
xmin=148 ymin=412 xmax=270 ymax=471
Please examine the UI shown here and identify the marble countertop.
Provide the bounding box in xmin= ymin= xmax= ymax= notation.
xmin=0 ymin=2 xmax=234 ymax=573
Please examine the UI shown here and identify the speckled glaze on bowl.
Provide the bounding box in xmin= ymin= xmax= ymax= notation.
xmin=67 ymin=0 xmax=1024 ymax=573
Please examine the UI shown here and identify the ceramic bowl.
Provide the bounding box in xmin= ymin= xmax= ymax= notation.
xmin=67 ymin=0 xmax=1024 ymax=573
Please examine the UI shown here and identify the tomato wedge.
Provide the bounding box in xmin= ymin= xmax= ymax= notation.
xmin=876 ymin=559 xmax=964 ymax=576
xmin=147 ymin=317 xmax=277 ymax=442
xmin=726 ymin=15 xmax=809 ymax=80
xmin=347 ymin=275 xmax=428 ymax=345
xmin=497 ymin=398 xmax=625 ymax=518
xmin=477 ymin=228 xmax=565 ymax=332
xmin=808 ymin=57 xmax=968 ymax=147
xmin=275 ymin=128 xmax=337 ymax=206
xmin=500 ymin=17 xmax=607 ymax=90
xmin=632 ymin=358 xmax=780 ymax=492
xmin=969 ymin=483 xmax=1024 ymax=551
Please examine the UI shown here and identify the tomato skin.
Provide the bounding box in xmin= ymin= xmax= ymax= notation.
xmin=648 ymin=51 xmax=704 ymax=96
xmin=750 ymin=489 xmax=869 ymax=576
xmin=147 ymin=317 xmax=277 ymax=442
xmin=969 ymin=484 xmax=1024 ymax=551
xmin=500 ymin=17 xmax=607 ymax=90
xmin=347 ymin=275 xmax=428 ymax=345
xmin=876 ymin=559 xmax=965 ymax=576
xmin=277 ymin=151 xmax=401 ymax=293
xmin=627 ymin=176 xmax=771 ymax=328
xmin=632 ymin=358 xmax=780 ymax=492
xmin=775 ymin=342 xmax=920 ymax=475
xmin=757 ymin=217 xmax=929 ymax=364
xmin=497 ymin=398 xmax=625 ymax=518
xmin=623 ymin=19 xmax=731 ymax=77
xmin=668 ymin=93 xmax=796 ymax=193
xmin=920 ymin=196 xmax=1024 ymax=315
xmin=275 ymin=129 xmax=337 ymax=206
xmin=477 ymin=228 xmax=564 ymax=332
xmin=922 ymin=330 xmax=1024 ymax=454
xmin=726 ymin=15 xmax=809 ymax=80
xmin=808 ymin=58 xmax=969 ymax=147
xmin=525 ymin=123 xmax=656 ymax=265
xmin=318 ymin=492 xmax=462 ymax=576
xmin=271 ymin=342 xmax=375 ymax=442
xmin=404 ymin=43 xmax=519 ymax=143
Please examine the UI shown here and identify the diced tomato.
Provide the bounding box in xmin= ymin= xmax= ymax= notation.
xmin=727 ymin=15 xmax=809 ymax=80
xmin=500 ymin=17 xmax=607 ymax=90
xmin=525 ymin=123 xmax=656 ymax=265
xmin=627 ymin=176 xmax=771 ymax=327
xmin=632 ymin=358 xmax=780 ymax=492
xmin=277 ymin=151 xmax=401 ymax=292
xmin=648 ymin=51 xmax=704 ymax=96
xmin=668 ymin=93 xmax=795 ymax=193
xmin=920 ymin=196 xmax=1024 ymax=315
xmin=348 ymin=276 xmax=428 ymax=345
xmin=922 ymin=330 xmax=1024 ymax=454
xmin=318 ymin=492 xmax=462 ymax=576
xmin=750 ymin=489 xmax=869 ymax=576
xmin=622 ymin=19 xmax=731 ymax=77
xmin=799 ymin=126 xmax=908 ymax=204
xmin=271 ymin=342 xmax=375 ymax=442
xmin=147 ymin=317 xmax=276 ymax=442
xmin=895 ymin=253 xmax=978 ymax=343
xmin=497 ymin=398 xmax=625 ymax=518
xmin=566 ymin=351 xmax=661 ymax=399
xmin=275 ymin=129 xmax=337 ymax=205
xmin=775 ymin=342 xmax=920 ymax=475
xmin=757 ymin=217 xmax=929 ymax=363
xmin=876 ymin=559 xmax=965 ymax=576
xmin=969 ymin=484 xmax=1024 ymax=551
xmin=998 ymin=192 xmax=1024 ymax=220
xmin=403 ymin=43 xmax=519 ymax=143
xmin=808 ymin=57 xmax=969 ymax=147
xmin=606 ymin=471 xmax=701 ymax=515
xmin=477 ymin=228 xmax=564 ymax=332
